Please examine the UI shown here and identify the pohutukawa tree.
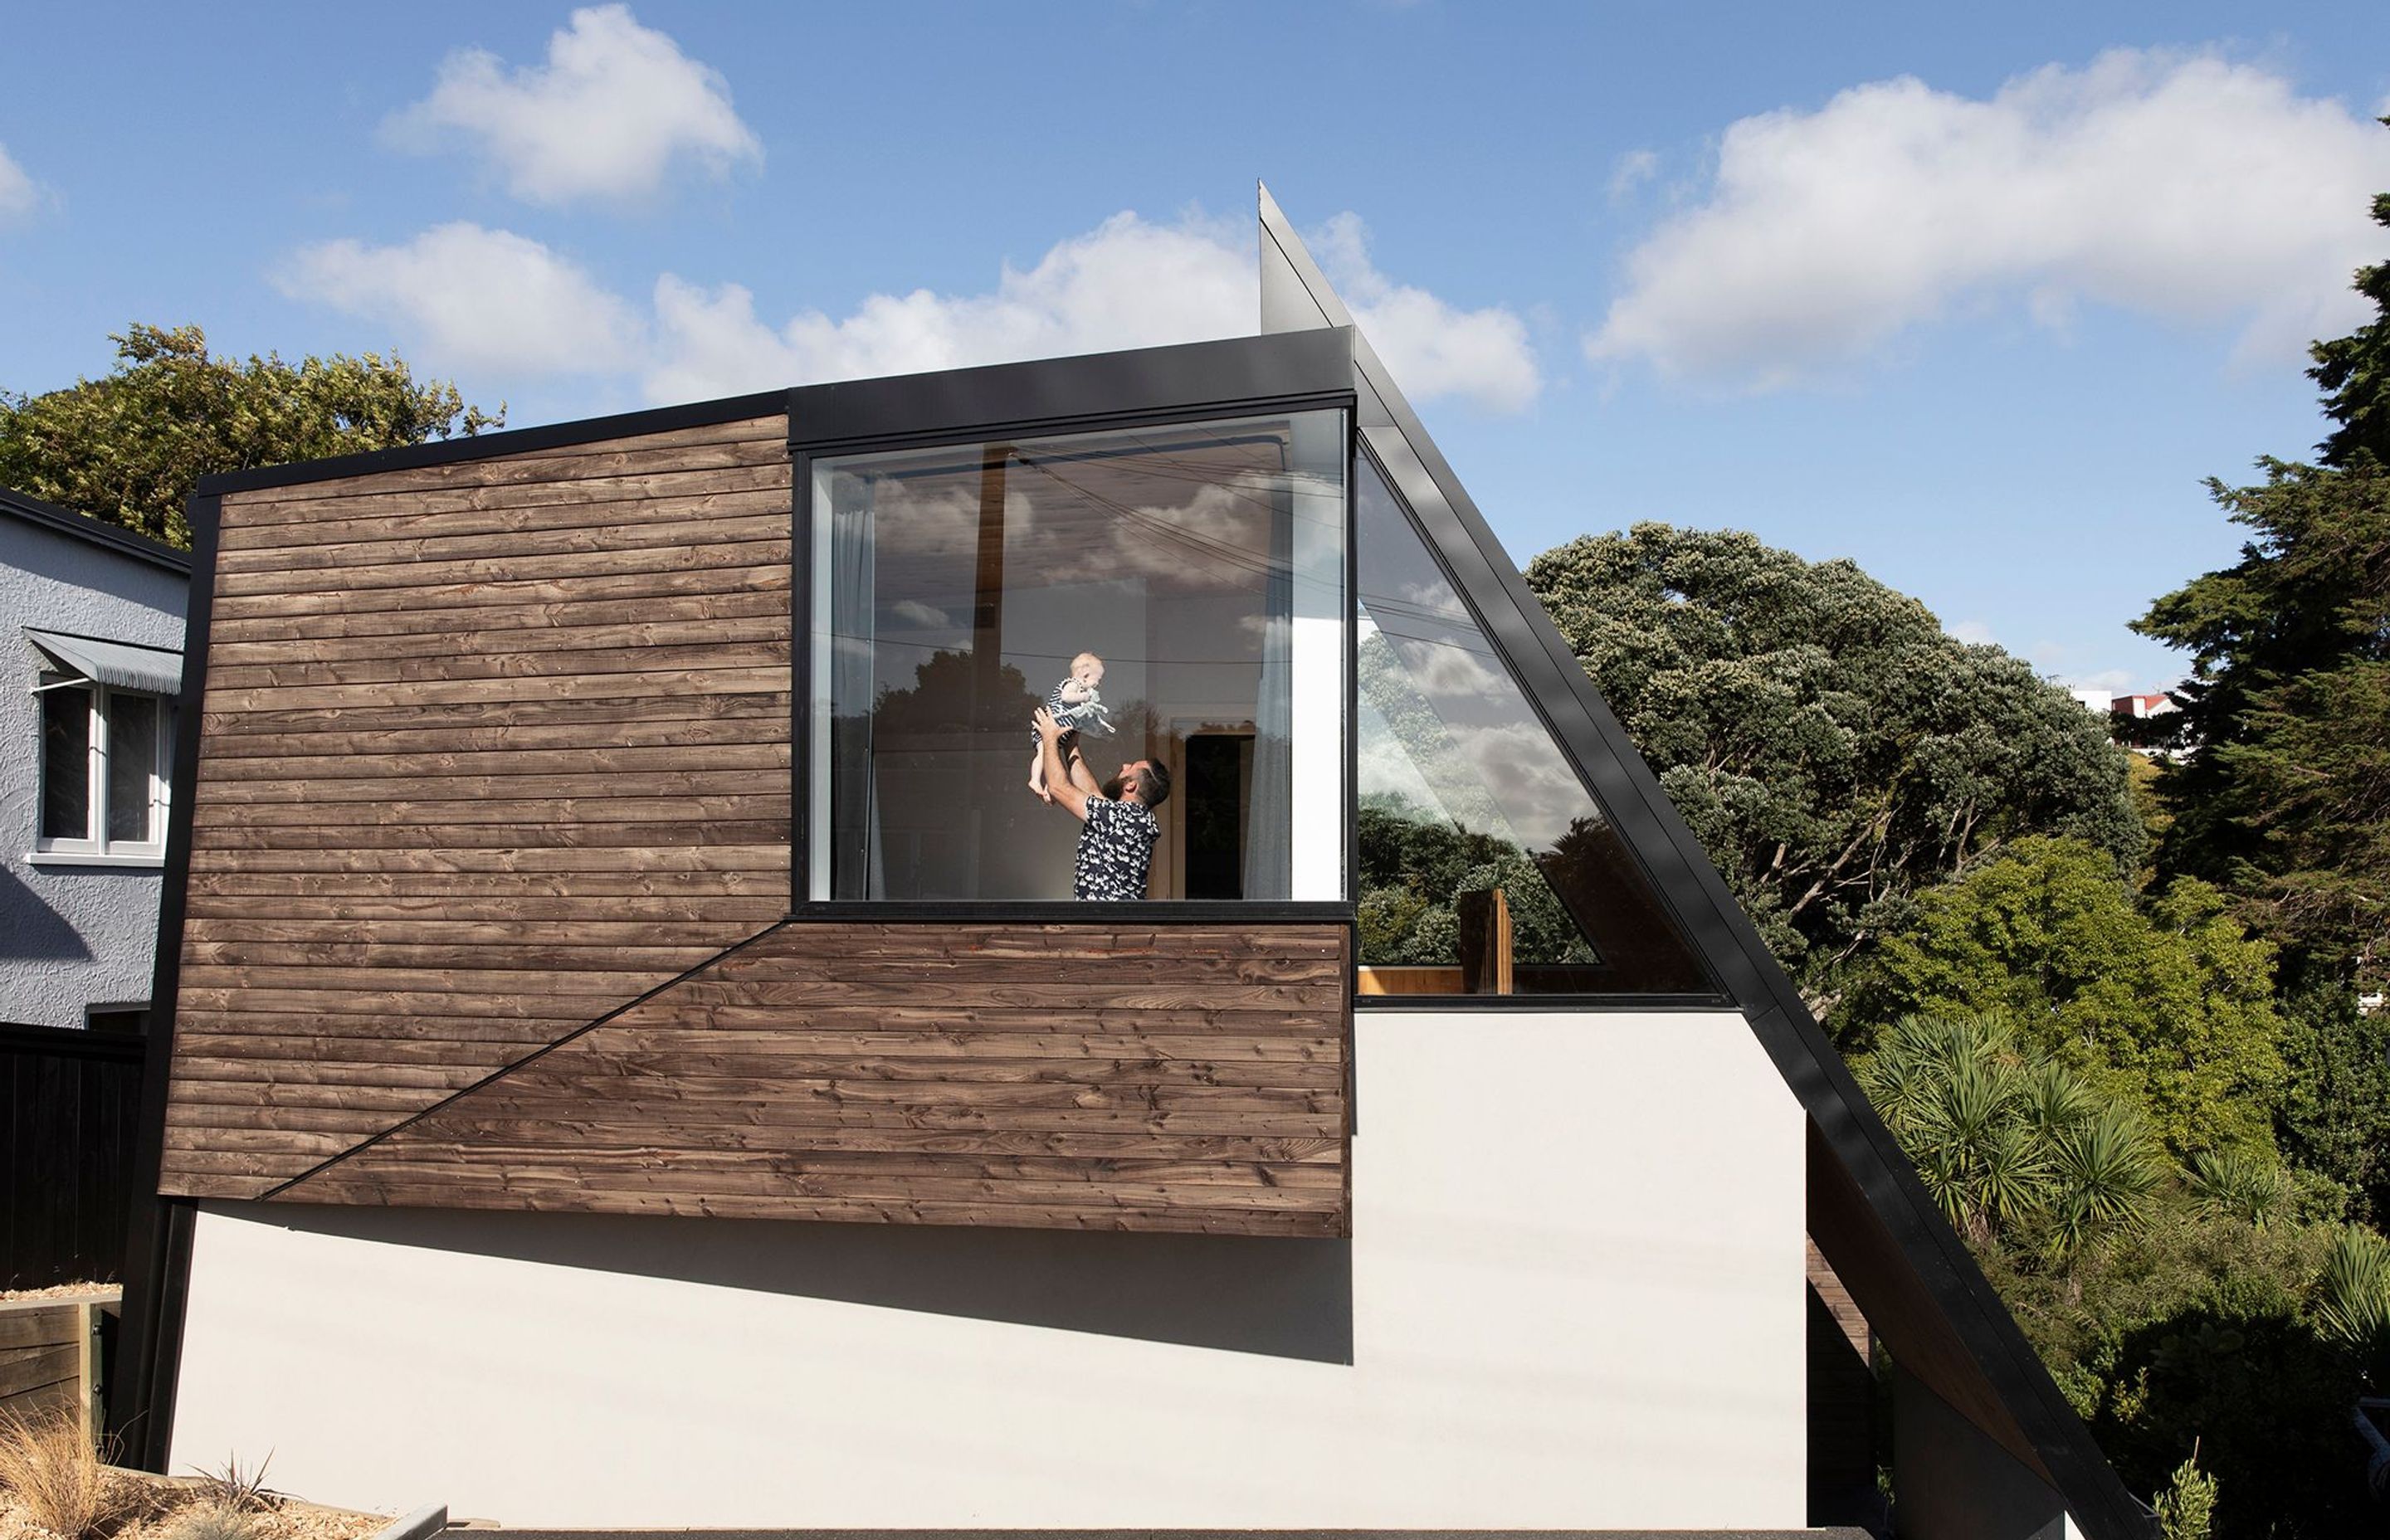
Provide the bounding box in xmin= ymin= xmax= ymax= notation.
xmin=0 ymin=324 xmax=501 ymax=547
xmin=1524 ymin=523 xmax=2142 ymax=1020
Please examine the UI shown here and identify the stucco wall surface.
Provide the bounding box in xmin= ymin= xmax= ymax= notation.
xmin=168 ymin=1008 xmax=1807 ymax=1528
xmin=0 ymin=516 xmax=186 ymax=1029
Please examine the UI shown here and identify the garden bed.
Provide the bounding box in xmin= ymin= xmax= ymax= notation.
xmin=0 ymin=1416 xmax=389 ymax=1540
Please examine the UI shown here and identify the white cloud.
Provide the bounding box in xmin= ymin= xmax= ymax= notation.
xmin=276 ymin=209 xmax=1538 ymax=413
xmin=645 ymin=211 xmax=1255 ymax=400
xmin=277 ymin=222 xmax=643 ymax=374
xmin=1946 ymin=619 xmax=1997 ymax=646
xmin=1588 ymin=49 xmax=2390 ymax=387
xmin=1607 ymin=149 xmax=1660 ymax=202
xmin=0 ymin=144 xmax=39 ymax=219
xmin=1310 ymin=212 xmax=1542 ymax=412
xmin=2060 ymin=667 xmax=2139 ymax=695
xmin=647 ymin=209 xmax=1541 ymax=412
xmin=386 ymin=4 xmax=760 ymax=207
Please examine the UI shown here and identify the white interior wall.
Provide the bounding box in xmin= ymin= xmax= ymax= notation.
xmin=168 ymin=1008 xmax=1806 ymax=1528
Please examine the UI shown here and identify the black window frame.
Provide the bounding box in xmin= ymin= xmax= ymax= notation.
xmin=785 ymin=329 xmax=1361 ymax=924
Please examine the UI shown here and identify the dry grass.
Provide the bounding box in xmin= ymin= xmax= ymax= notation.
xmin=0 ymin=1411 xmax=130 ymax=1540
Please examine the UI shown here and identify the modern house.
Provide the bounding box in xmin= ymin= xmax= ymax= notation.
xmin=118 ymin=194 xmax=2156 ymax=1539
xmin=2 ymin=487 xmax=188 ymax=1031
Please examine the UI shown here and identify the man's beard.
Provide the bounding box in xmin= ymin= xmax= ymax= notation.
xmin=1101 ymin=775 xmax=1127 ymax=802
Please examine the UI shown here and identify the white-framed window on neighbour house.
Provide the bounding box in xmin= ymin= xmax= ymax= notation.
xmin=36 ymin=680 xmax=172 ymax=864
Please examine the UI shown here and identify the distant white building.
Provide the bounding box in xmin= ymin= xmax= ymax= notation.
xmin=1 ymin=488 xmax=188 ymax=1031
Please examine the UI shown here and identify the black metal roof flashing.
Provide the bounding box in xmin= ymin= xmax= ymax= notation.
xmin=0 ymin=485 xmax=192 ymax=576
xmin=1256 ymin=183 xmax=2157 ymax=1540
xmin=191 ymin=388 xmax=790 ymax=497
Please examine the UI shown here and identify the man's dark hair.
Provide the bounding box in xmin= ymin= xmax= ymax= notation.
xmin=1136 ymin=759 xmax=1172 ymax=808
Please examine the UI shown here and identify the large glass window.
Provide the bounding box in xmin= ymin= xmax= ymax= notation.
xmin=808 ymin=411 xmax=1347 ymax=902
xmin=37 ymin=681 xmax=171 ymax=861
xmin=1353 ymin=455 xmax=1711 ymax=994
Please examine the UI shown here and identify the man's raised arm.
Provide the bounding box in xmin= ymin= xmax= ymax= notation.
xmin=1034 ymin=708 xmax=1093 ymax=822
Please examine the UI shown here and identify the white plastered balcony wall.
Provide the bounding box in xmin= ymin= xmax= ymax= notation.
xmin=168 ymin=1008 xmax=1806 ymax=1528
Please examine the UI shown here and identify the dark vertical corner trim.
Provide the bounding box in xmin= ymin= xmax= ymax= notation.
xmin=110 ymin=490 xmax=218 ymax=1469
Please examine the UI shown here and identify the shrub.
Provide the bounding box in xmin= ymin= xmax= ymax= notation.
xmin=158 ymin=1504 xmax=266 ymax=1540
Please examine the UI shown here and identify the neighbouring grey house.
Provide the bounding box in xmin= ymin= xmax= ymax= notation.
xmin=2 ymin=487 xmax=188 ymax=1031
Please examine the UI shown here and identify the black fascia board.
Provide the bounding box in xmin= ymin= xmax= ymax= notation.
xmin=192 ymin=388 xmax=789 ymax=497
xmin=0 ymin=485 xmax=192 ymax=575
xmin=109 ymin=486 xmax=219 ymax=1469
xmin=1256 ymin=191 xmax=2154 ymax=1538
xmin=787 ymin=329 xmax=1358 ymax=451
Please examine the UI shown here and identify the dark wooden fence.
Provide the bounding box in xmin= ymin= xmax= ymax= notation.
xmin=1 ymin=1024 xmax=144 ymax=1289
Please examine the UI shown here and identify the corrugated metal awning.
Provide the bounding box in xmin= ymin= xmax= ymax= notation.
xmin=24 ymin=628 xmax=183 ymax=696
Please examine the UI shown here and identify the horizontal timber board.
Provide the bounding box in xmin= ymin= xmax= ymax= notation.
xmin=179 ymin=942 xmax=728 ymax=971
xmin=208 ymin=564 xmax=789 ymax=625
xmin=206 ymin=618 xmax=794 ymax=672
xmin=192 ymin=793 xmax=790 ymax=827
xmin=217 ymin=486 xmax=795 ymax=557
xmin=0 ymin=1312 xmax=80 ymax=1351
xmin=0 ymin=1347 xmax=80 ymax=1400
xmin=222 ymin=424 xmax=785 ymax=509
xmin=204 ymin=641 xmax=793 ymax=692
xmin=334 ymin=1091 xmax=1338 ymax=1139
xmin=200 ymin=665 xmax=790 ymax=714
xmin=171 ymin=1059 xmax=495 ymax=1092
xmin=214 ymin=510 xmax=791 ymax=575
xmin=178 ymin=964 xmax=688 ymax=997
xmin=193 ymin=741 xmax=791 ymax=783
xmin=198 ymin=690 xmax=793 ymax=740
xmin=313 ymin=1123 xmax=1340 ymax=1162
xmin=194 ymin=774 xmax=792 ymax=811
xmin=176 ymin=987 xmax=626 ymax=1019
xmin=303 ymin=1161 xmax=1340 ymax=1211
xmin=320 ymin=1148 xmax=1342 ymax=1188
xmin=206 ymin=587 xmax=793 ymax=646
xmin=446 ymin=1070 xmax=1339 ymax=1113
xmin=174 ymin=1034 xmax=534 ymax=1065
xmin=183 ymin=895 xmax=788 ymax=924
xmin=182 ymin=918 xmax=787 ymax=945
xmin=188 ymin=820 xmax=792 ymax=850
xmin=223 ymin=457 xmax=790 ymax=525
xmin=271 ymin=1182 xmax=1341 ymax=1236
xmin=372 ymin=1050 xmax=1342 ymax=1090
xmin=168 ymin=1004 xmax=1327 ymax=1042
xmin=210 ymin=535 xmax=793 ymax=600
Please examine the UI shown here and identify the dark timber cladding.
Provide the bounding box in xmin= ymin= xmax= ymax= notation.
xmin=157 ymin=399 xmax=1356 ymax=1238
xmin=285 ymin=920 xmax=1351 ymax=1237
xmin=159 ymin=413 xmax=797 ymax=1200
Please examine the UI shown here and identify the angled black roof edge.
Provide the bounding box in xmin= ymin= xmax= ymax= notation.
xmin=787 ymin=328 xmax=1358 ymax=451
xmin=0 ymin=485 xmax=192 ymax=575
xmin=1258 ymin=183 xmax=2155 ymax=1540
xmin=193 ymin=387 xmax=789 ymax=497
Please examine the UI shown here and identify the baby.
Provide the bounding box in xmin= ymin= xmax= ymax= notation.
xmin=1029 ymin=651 xmax=1115 ymax=801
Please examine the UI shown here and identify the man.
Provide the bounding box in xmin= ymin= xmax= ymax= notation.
xmin=1032 ymin=706 xmax=1172 ymax=900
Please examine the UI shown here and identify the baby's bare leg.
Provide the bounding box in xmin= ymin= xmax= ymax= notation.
xmin=1029 ymin=748 xmax=1052 ymax=801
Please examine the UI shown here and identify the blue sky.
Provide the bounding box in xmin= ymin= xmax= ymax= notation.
xmin=4 ymin=3 xmax=2386 ymax=693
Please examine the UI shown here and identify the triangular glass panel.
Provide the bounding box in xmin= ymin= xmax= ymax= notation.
xmin=1354 ymin=452 xmax=1713 ymax=994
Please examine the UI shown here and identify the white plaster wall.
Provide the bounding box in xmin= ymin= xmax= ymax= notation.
xmin=0 ymin=516 xmax=186 ymax=1028
xmin=169 ymin=1009 xmax=1807 ymax=1528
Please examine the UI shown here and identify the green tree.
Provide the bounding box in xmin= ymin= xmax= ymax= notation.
xmin=1525 ymin=524 xmax=2141 ymax=1017
xmin=2134 ymin=154 xmax=2390 ymax=989
xmin=0 ymin=324 xmax=500 ymax=547
xmin=2274 ymin=981 xmax=2390 ymax=1222
xmin=1856 ymin=838 xmax=2285 ymax=1156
